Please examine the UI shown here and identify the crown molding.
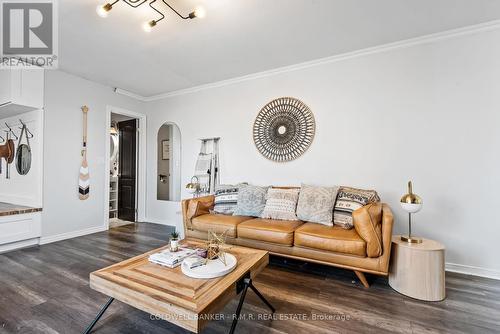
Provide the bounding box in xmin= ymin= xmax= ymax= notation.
xmin=114 ymin=88 xmax=149 ymax=102
xmin=114 ymin=19 xmax=500 ymax=102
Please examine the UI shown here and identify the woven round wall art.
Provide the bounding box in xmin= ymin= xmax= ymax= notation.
xmin=253 ymin=97 xmax=315 ymax=162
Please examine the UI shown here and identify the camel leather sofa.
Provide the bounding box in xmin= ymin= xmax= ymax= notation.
xmin=181 ymin=193 xmax=394 ymax=287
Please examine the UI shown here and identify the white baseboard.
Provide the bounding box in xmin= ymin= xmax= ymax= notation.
xmin=39 ymin=225 xmax=108 ymax=245
xmin=143 ymin=220 xmax=176 ymax=227
xmin=446 ymin=262 xmax=500 ymax=281
xmin=0 ymin=238 xmax=40 ymax=254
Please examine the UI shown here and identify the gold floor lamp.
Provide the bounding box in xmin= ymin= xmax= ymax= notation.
xmin=400 ymin=181 xmax=423 ymax=243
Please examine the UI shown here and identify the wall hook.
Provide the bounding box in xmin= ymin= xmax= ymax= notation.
xmin=18 ymin=119 xmax=34 ymax=138
xmin=4 ymin=122 xmax=18 ymax=141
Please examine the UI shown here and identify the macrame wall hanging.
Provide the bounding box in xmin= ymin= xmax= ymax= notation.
xmin=193 ymin=137 xmax=220 ymax=195
xmin=253 ymin=97 xmax=315 ymax=162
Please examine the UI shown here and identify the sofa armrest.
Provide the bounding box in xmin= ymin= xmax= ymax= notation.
xmin=353 ymin=202 xmax=394 ymax=266
xmin=353 ymin=203 xmax=383 ymax=258
xmin=181 ymin=195 xmax=215 ymax=232
xmin=379 ymin=203 xmax=394 ymax=273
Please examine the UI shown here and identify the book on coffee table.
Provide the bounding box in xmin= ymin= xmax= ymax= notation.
xmin=183 ymin=256 xmax=206 ymax=268
xmin=148 ymin=247 xmax=196 ymax=268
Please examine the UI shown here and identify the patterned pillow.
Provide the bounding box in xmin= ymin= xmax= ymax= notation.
xmin=333 ymin=186 xmax=380 ymax=229
xmin=213 ymin=184 xmax=245 ymax=215
xmin=296 ymin=184 xmax=339 ymax=226
xmin=260 ymin=188 xmax=300 ymax=221
xmin=233 ymin=185 xmax=269 ymax=217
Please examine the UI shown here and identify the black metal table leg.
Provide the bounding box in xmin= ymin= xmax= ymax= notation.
xmin=83 ymin=297 xmax=114 ymax=334
xmin=229 ymin=280 xmax=250 ymax=334
xmin=229 ymin=277 xmax=275 ymax=334
xmin=249 ymin=282 xmax=275 ymax=313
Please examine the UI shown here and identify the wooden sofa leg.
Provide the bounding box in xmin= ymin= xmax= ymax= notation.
xmin=354 ymin=271 xmax=370 ymax=288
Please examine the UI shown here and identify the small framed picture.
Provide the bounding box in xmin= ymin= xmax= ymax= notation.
xmin=162 ymin=140 xmax=170 ymax=160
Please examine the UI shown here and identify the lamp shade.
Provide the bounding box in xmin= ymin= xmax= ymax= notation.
xmin=400 ymin=202 xmax=423 ymax=213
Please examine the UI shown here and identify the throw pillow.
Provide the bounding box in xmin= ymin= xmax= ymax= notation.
xmin=213 ymin=183 xmax=245 ymax=215
xmin=233 ymin=185 xmax=269 ymax=217
xmin=296 ymin=184 xmax=339 ymax=226
xmin=333 ymin=186 xmax=380 ymax=229
xmin=260 ymin=188 xmax=300 ymax=221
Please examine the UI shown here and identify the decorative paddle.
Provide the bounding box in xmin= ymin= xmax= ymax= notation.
xmin=79 ymin=106 xmax=90 ymax=200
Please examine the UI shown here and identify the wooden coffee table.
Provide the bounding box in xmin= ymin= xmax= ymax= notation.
xmin=84 ymin=239 xmax=275 ymax=334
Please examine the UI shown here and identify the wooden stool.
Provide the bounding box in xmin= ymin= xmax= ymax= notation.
xmin=389 ymin=235 xmax=446 ymax=301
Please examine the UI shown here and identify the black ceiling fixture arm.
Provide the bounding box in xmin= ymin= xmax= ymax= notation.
xmin=161 ymin=0 xmax=190 ymax=20
xmin=122 ymin=0 xmax=149 ymax=8
xmin=149 ymin=0 xmax=165 ymax=23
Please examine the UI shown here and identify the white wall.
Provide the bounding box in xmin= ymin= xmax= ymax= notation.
xmin=41 ymin=70 xmax=144 ymax=241
xmin=0 ymin=109 xmax=43 ymax=207
xmin=145 ymin=28 xmax=500 ymax=276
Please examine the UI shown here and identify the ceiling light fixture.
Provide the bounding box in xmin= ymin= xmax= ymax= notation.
xmin=96 ymin=0 xmax=206 ymax=31
xmin=143 ymin=20 xmax=156 ymax=32
xmin=96 ymin=3 xmax=113 ymax=18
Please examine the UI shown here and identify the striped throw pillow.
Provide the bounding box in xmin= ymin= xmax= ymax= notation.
xmin=213 ymin=184 xmax=246 ymax=215
xmin=333 ymin=186 xmax=380 ymax=229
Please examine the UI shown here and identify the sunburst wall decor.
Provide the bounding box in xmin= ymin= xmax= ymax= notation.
xmin=253 ymin=97 xmax=315 ymax=162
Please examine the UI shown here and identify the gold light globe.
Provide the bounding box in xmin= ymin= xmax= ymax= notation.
xmin=400 ymin=181 xmax=423 ymax=243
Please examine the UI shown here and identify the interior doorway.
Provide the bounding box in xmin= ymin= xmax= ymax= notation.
xmin=157 ymin=122 xmax=181 ymax=201
xmin=109 ymin=112 xmax=138 ymax=227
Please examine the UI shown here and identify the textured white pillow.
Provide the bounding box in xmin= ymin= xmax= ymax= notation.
xmin=260 ymin=188 xmax=300 ymax=221
xmin=296 ymin=184 xmax=339 ymax=226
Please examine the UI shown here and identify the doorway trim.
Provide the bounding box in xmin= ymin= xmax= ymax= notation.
xmin=104 ymin=105 xmax=147 ymax=228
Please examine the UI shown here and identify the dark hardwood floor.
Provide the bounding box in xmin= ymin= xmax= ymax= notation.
xmin=0 ymin=223 xmax=499 ymax=334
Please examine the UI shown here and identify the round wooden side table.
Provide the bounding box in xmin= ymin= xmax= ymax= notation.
xmin=389 ymin=235 xmax=446 ymax=301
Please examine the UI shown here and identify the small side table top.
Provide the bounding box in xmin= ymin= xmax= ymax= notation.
xmin=389 ymin=235 xmax=446 ymax=302
xmin=392 ymin=235 xmax=445 ymax=251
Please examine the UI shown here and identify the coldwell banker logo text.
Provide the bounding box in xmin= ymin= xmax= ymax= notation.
xmin=1 ymin=0 xmax=58 ymax=68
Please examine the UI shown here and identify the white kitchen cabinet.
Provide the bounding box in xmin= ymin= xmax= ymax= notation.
xmin=0 ymin=212 xmax=41 ymax=253
xmin=0 ymin=66 xmax=44 ymax=117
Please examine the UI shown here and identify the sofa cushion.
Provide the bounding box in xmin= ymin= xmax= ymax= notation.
xmin=237 ymin=218 xmax=304 ymax=246
xmin=353 ymin=203 xmax=383 ymax=258
xmin=191 ymin=214 xmax=252 ymax=238
xmin=296 ymin=184 xmax=339 ymax=226
xmin=294 ymin=223 xmax=367 ymax=256
xmin=333 ymin=186 xmax=380 ymax=229
xmin=260 ymin=188 xmax=300 ymax=221
xmin=233 ymin=184 xmax=269 ymax=217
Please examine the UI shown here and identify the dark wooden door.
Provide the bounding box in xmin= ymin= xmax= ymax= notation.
xmin=118 ymin=119 xmax=137 ymax=222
